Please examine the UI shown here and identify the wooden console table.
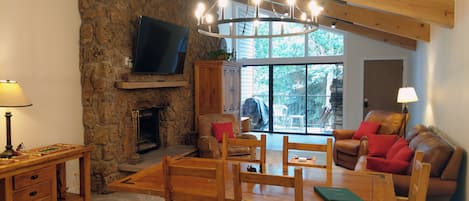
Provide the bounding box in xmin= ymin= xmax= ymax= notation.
xmin=0 ymin=144 xmax=92 ymax=201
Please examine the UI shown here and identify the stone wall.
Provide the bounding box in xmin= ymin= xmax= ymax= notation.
xmin=79 ymin=0 xmax=218 ymax=191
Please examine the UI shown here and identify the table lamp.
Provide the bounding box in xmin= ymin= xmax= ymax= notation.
xmin=397 ymin=87 xmax=418 ymax=136
xmin=0 ymin=80 xmax=32 ymax=158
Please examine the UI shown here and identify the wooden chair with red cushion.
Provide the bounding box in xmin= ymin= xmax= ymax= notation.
xmin=333 ymin=110 xmax=406 ymax=169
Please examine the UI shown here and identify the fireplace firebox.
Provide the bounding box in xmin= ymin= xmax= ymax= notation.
xmin=133 ymin=107 xmax=162 ymax=153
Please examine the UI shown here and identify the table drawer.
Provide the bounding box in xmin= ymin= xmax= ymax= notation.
xmin=13 ymin=165 xmax=55 ymax=190
xmin=36 ymin=196 xmax=52 ymax=201
xmin=13 ymin=181 xmax=51 ymax=201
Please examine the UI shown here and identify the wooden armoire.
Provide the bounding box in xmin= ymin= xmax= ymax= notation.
xmin=194 ymin=60 xmax=241 ymax=128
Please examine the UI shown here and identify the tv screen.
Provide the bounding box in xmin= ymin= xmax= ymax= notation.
xmin=133 ymin=16 xmax=189 ymax=74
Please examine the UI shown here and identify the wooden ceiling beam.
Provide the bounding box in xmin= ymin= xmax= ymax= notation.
xmin=318 ymin=16 xmax=416 ymax=50
xmin=342 ymin=0 xmax=454 ymax=27
xmin=297 ymin=0 xmax=430 ymax=41
xmin=232 ymin=0 xmax=417 ymax=50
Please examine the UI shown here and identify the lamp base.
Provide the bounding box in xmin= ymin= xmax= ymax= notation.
xmin=0 ymin=145 xmax=14 ymax=158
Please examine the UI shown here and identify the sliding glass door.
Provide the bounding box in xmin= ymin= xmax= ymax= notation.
xmin=241 ymin=63 xmax=343 ymax=135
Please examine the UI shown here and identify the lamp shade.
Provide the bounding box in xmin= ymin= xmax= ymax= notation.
xmin=397 ymin=87 xmax=418 ymax=103
xmin=0 ymin=80 xmax=32 ymax=107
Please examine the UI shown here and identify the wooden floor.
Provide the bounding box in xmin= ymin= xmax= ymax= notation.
xmin=94 ymin=134 xmax=337 ymax=200
xmin=250 ymin=132 xmax=334 ymax=151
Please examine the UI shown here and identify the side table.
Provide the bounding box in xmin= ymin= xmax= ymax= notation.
xmin=0 ymin=144 xmax=92 ymax=201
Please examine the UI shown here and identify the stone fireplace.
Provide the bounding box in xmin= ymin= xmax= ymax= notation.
xmin=78 ymin=0 xmax=218 ymax=192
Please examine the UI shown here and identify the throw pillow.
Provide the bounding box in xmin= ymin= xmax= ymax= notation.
xmin=386 ymin=137 xmax=408 ymax=159
xmin=366 ymin=157 xmax=388 ymax=171
xmin=211 ymin=122 xmax=234 ymax=143
xmin=367 ymin=134 xmax=399 ymax=157
xmin=386 ymin=160 xmax=411 ymax=174
xmin=393 ymin=146 xmax=414 ymax=162
xmin=352 ymin=121 xmax=381 ymax=140
xmin=366 ymin=157 xmax=411 ymax=174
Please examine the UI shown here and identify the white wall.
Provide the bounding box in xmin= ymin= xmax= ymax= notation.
xmin=409 ymin=0 xmax=468 ymax=199
xmin=0 ymin=0 xmax=83 ymax=192
xmin=343 ymin=33 xmax=413 ymax=128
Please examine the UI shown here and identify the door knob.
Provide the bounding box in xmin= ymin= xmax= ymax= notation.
xmin=363 ymin=98 xmax=369 ymax=108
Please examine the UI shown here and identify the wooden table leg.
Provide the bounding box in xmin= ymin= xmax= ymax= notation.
xmin=3 ymin=177 xmax=12 ymax=201
xmin=80 ymin=152 xmax=91 ymax=201
xmin=57 ymin=163 xmax=67 ymax=199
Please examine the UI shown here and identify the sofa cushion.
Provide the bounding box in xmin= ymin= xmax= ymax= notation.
xmin=212 ymin=122 xmax=234 ymax=142
xmin=408 ymin=131 xmax=434 ymax=149
xmin=217 ymin=143 xmax=251 ymax=156
xmin=393 ymin=146 xmax=413 ymax=162
xmin=353 ymin=121 xmax=380 ymax=139
xmin=364 ymin=110 xmax=404 ymax=134
xmin=409 ymin=131 xmax=454 ymax=177
xmin=405 ymin=124 xmax=428 ymax=142
xmin=386 ymin=137 xmax=407 ymax=159
xmin=366 ymin=157 xmax=410 ymax=174
xmin=367 ymin=134 xmax=399 ymax=157
xmin=393 ymin=174 xmax=458 ymax=197
xmin=335 ymin=139 xmax=360 ymax=155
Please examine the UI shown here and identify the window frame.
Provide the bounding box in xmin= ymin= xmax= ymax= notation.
xmin=227 ymin=1 xmax=346 ymax=62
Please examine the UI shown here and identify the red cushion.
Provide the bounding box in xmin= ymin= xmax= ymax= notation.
xmin=366 ymin=157 xmax=388 ymax=171
xmin=366 ymin=157 xmax=410 ymax=174
xmin=367 ymin=134 xmax=399 ymax=157
xmin=353 ymin=121 xmax=380 ymax=139
xmin=393 ymin=146 xmax=414 ymax=162
xmin=386 ymin=137 xmax=408 ymax=159
xmin=211 ymin=122 xmax=234 ymax=143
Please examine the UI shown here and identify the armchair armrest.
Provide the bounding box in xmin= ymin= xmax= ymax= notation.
xmin=358 ymin=136 xmax=369 ymax=156
xmin=237 ymin=132 xmax=258 ymax=140
xmin=197 ymin=135 xmax=221 ymax=158
xmin=333 ymin=129 xmax=356 ymax=140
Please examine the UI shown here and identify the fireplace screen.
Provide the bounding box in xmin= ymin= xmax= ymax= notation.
xmin=134 ymin=107 xmax=161 ymax=153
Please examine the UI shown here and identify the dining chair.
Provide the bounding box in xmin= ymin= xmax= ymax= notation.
xmin=222 ymin=134 xmax=266 ymax=173
xmin=396 ymin=151 xmax=431 ymax=201
xmin=232 ymin=162 xmax=303 ymax=201
xmin=282 ymin=136 xmax=333 ymax=173
xmin=162 ymin=156 xmax=226 ymax=201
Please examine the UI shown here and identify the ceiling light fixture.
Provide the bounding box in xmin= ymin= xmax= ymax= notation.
xmin=195 ymin=0 xmax=324 ymax=38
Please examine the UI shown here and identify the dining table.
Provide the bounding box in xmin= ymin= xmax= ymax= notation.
xmin=108 ymin=157 xmax=396 ymax=201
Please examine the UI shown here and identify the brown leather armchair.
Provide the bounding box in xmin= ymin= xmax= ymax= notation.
xmin=197 ymin=113 xmax=257 ymax=158
xmin=333 ymin=110 xmax=406 ymax=169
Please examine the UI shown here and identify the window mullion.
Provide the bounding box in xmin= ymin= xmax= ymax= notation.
xmin=269 ymin=21 xmax=272 ymax=58
xmin=305 ymin=33 xmax=309 ymax=57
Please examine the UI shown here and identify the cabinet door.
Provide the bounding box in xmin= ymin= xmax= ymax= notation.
xmin=223 ymin=65 xmax=241 ymax=119
xmin=198 ymin=65 xmax=223 ymax=114
xmin=232 ymin=67 xmax=241 ymax=113
xmin=223 ymin=66 xmax=235 ymax=112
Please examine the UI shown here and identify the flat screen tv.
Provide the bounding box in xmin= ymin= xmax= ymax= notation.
xmin=133 ymin=16 xmax=189 ymax=74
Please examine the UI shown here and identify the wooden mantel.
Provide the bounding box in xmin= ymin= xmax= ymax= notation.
xmin=115 ymin=81 xmax=188 ymax=89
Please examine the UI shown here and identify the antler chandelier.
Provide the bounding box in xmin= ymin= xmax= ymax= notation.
xmin=195 ymin=0 xmax=324 ymax=38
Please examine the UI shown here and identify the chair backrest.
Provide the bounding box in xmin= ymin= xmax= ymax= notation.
xmin=222 ymin=134 xmax=266 ymax=173
xmin=232 ymin=162 xmax=303 ymax=201
xmin=282 ymin=136 xmax=333 ymax=174
xmin=162 ymin=156 xmax=226 ymax=201
xmin=408 ymin=151 xmax=431 ymax=201
xmin=364 ymin=110 xmax=406 ymax=136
